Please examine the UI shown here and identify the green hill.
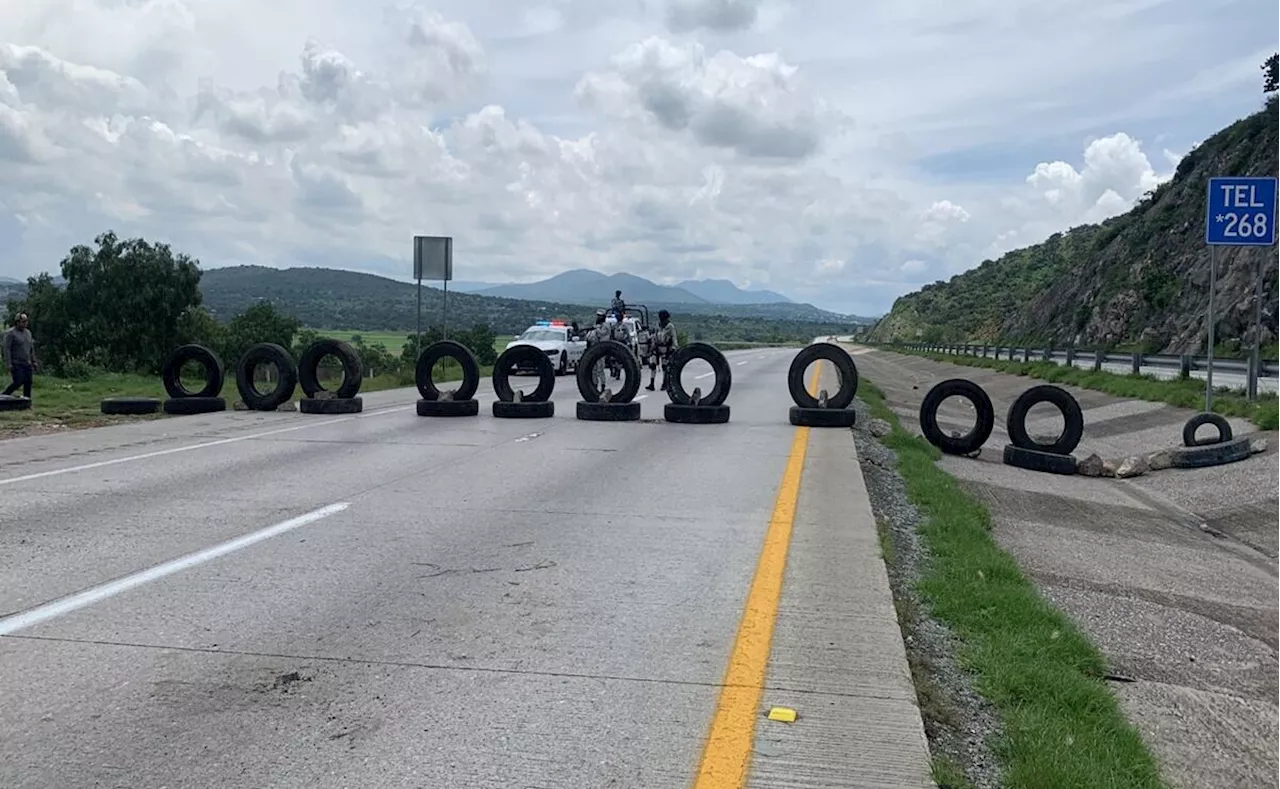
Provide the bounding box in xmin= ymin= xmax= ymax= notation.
xmin=197 ymin=265 xmax=863 ymax=342
xmin=868 ymin=97 xmax=1279 ymax=356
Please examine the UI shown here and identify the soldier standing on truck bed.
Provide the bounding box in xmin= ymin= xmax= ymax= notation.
xmin=646 ymin=309 xmax=677 ymax=391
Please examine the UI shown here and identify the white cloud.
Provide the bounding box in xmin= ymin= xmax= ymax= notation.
xmin=0 ymin=0 xmax=1269 ymax=317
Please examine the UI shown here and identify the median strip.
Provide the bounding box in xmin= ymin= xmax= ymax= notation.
xmin=856 ymin=380 xmax=1166 ymax=788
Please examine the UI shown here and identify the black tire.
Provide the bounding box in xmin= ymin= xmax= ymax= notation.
xmin=298 ymin=339 xmax=363 ymax=399
xmin=493 ymin=400 xmax=556 ymax=419
xmin=299 ymin=396 xmax=363 ymax=415
xmin=415 ymin=341 xmax=480 ymax=402
xmin=575 ymin=341 xmax=641 ymax=403
xmin=416 ymin=398 xmax=480 ymax=417
xmin=1182 ymin=412 xmax=1233 ymax=447
xmin=161 ymin=344 xmax=224 ymax=399
xmin=1169 ymin=436 xmax=1252 ymax=468
xmin=162 ymin=396 xmax=227 ymax=415
xmin=1005 ymin=384 xmax=1084 ymax=456
xmin=919 ymin=379 xmax=995 ymax=455
xmin=101 ymin=397 xmax=161 ymax=415
xmin=576 ymin=400 xmax=641 ymax=421
xmin=235 ymin=343 xmax=298 ymax=411
xmin=1002 ymin=444 xmax=1078 ymax=475
xmin=665 ymin=343 xmax=732 ymax=407
xmin=789 ymin=406 xmax=857 ymax=428
xmin=493 ymin=345 xmax=555 ymax=403
xmin=787 ymin=343 xmax=859 ymax=409
xmin=664 ymin=403 xmax=730 ymax=424
xmin=0 ymin=396 xmax=32 ymax=411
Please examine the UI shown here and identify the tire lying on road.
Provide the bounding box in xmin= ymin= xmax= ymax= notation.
xmin=787 ymin=342 xmax=859 ymax=409
xmin=298 ymin=338 xmax=363 ymax=399
xmin=575 ymin=340 xmax=641 ymax=403
xmin=161 ymin=344 xmax=224 ymax=399
xmin=1005 ymin=384 xmax=1084 ymax=456
xmin=493 ymin=345 xmax=555 ymax=403
xmin=919 ymin=379 xmax=995 ymax=456
xmin=235 ymin=343 xmax=299 ymax=411
xmin=0 ymin=396 xmax=32 ymax=412
xmin=493 ymin=399 xmax=555 ymax=419
xmin=162 ymin=396 xmax=227 ymax=415
xmin=1002 ymin=443 xmax=1078 ymax=475
xmin=576 ymin=400 xmax=641 ymax=421
xmin=666 ymin=343 xmax=732 ymax=407
xmin=415 ymin=340 xmax=481 ymax=402
xmin=1169 ymin=435 xmax=1252 ymax=468
xmin=101 ymin=397 xmax=161 ymax=416
xmin=665 ymin=402 xmax=730 ymax=424
xmin=300 ymin=396 xmax=363 ymax=415
xmin=1181 ymin=411 xmax=1233 ymax=447
xmin=418 ymin=398 xmax=481 ymax=417
xmin=789 ymin=405 xmax=856 ymax=428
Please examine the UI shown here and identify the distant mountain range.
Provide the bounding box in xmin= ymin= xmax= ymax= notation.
xmin=449 ymin=268 xmax=794 ymax=306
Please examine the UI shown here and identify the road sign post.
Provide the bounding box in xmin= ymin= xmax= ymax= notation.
xmin=412 ymin=235 xmax=454 ymax=349
xmin=1204 ymin=177 xmax=1277 ymax=408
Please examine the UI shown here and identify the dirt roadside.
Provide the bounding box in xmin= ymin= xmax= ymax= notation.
xmin=849 ymin=346 xmax=1278 ymax=789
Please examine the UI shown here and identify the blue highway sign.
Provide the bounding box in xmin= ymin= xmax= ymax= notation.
xmin=1205 ymin=177 xmax=1277 ymax=246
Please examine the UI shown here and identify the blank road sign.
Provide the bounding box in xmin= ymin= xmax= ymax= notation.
xmin=413 ymin=235 xmax=453 ymax=280
xmin=1205 ymin=177 xmax=1277 ymax=246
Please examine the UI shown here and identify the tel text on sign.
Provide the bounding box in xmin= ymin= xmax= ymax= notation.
xmin=1205 ymin=177 xmax=1278 ymax=246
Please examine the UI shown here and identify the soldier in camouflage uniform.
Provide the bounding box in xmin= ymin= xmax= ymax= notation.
xmin=646 ymin=309 xmax=678 ymax=391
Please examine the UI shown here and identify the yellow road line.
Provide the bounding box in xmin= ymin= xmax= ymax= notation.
xmin=692 ymin=361 xmax=822 ymax=788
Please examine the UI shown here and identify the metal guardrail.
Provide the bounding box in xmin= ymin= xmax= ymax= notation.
xmin=883 ymin=342 xmax=1279 ymax=398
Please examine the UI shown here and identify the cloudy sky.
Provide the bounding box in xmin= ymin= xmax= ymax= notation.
xmin=0 ymin=0 xmax=1275 ymax=315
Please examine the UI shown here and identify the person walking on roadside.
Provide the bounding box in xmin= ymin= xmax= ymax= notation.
xmin=646 ymin=309 xmax=678 ymax=391
xmin=2 ymin=313 xmax=38 ymax=399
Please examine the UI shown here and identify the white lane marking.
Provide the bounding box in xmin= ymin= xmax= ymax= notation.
xmin=637 ymin=394 xmax=649 ymax=400
xmin=695 ymin=371 xmax=715 ymax=379
xmin=0 ymin=401 xmax=419 ymax=487
xmin=513 ymin=432 xmax=542 ymax=443
xmin=0 ymin=502 xmax=350 ymax=636
xmin=736 ymin=361 xmax=748 ymax=366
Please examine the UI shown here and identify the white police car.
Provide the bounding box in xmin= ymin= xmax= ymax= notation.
xmin=505 ymin=320 xmax=587 ymax=375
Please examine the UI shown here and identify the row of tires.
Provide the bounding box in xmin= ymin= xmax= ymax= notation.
xmin=916 ymin=378 xmax=1252 ymax=474
xmin=101 ymin=338 xmax=868 ymax=427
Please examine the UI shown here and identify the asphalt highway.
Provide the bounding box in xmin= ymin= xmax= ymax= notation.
xmin=0 ymin=346 xmax=932 ymax=788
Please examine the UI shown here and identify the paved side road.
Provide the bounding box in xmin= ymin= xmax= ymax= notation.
xmin=0 ymin=347 xmax=932 ymax=788
xmin=850 ymin=346 xmax=1279 ymax=789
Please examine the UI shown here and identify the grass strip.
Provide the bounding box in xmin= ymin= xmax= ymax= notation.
xmin=892 ymin=347 xmax=1278 ymax=431
xmin=860 ymin=379 xmax=1168 ymax=789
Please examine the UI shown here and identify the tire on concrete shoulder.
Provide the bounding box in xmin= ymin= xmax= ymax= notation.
xmin=787 ymin=343 xmax=859 ymax=409
xmin=416 ymin=398 xmax=480 ymax=417
xmin=665 ymin=343 xmax=732 ymax=407
xmin=1181 ymin=411 xmax=1232 ymax=447
xmin=415 ymin=340 xmax=480 ymax=402
xmin=101 ymin=396 xmax=161 ymax=415
xmin=235 ymin=343 xmax=298 ymax=411
xmin=919 ymin=378 xmax=995 ymax=456
xmin=1169 ymin=435 xmax=1252 ymax=468
xmin=493 ymin=345 xmax=555 ymax=402
xmin=575 ymin=341 xmax=641 ymax=403
xmin=162 ymin=396 xmax=227 ymax=415
xmin=1005 ymin=384 xmax=1084 ymax=456
xmin=1002 ymin=443 xmax=1077 ymax=475
xmin=664 ymin=402 xmax=730 ymax=424
xmin=493 ymin=399 xmax=555 ymax=419
xmin=0 ymin=396 xmax=32 ymax=411
xmin=576 ymin=399 xmax=641 ymax=421
xmin=161 ymin=343 xmax=224 ymax=399
xmin=789 ymin=405 xmax=856 ymax=428
xmin=300 ymin=396 xmax=363 ymax=415
xmin=298 ymin=339 xmax=363 ymax=399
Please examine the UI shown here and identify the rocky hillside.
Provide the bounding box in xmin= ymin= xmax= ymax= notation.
xmin=868 ymin=98 xmax=1279 ymax=355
